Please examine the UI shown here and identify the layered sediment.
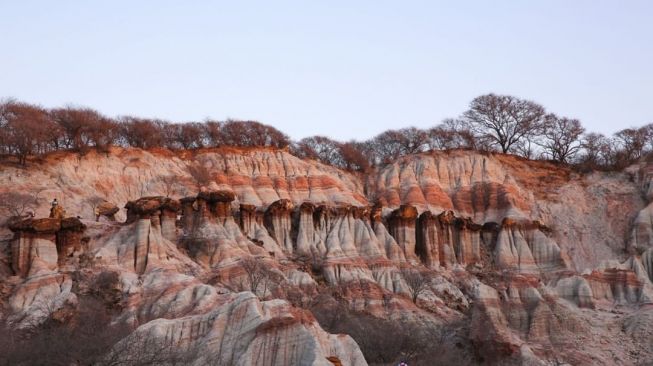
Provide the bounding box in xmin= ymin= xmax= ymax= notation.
xmin=2 ymin=148 xmax=653 ymax=365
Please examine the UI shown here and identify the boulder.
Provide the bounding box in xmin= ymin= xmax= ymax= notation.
xmin=9 ymin=218 xmax=61 ymax=234
xmin=97 ymin=201 xmax=120 ymax=220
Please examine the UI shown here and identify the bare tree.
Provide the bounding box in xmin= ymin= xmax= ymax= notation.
xmin=159 ymin=175 xmax=181 ymax=197
xmin=400 ymin=268 xmax=431 ymax=303
xmin=229 ymin=257 xmax=281 ymax=299
xmin=428 ymin=119 xmax=477 ymax=150
xmin=296 ymin=136 xmax=342 ymax=165
xmin=513 ymin=136 xmax=537 ymax=159
xmin=49 ymin=106 xmax=117 ymax=152
xmin=463 ymin=94 xmax=546 ymax=154
xmin=0 ymin=297 xmax=131 ymax=366
xmin=187 ymin=164 xmax=213 ymax=191
xmin=86 ymin=195 xmax=106 ymax=221
xmin=220 ymin=120 xmax=290 ymax=148
xmin=116 ymin=117 xmax=165 ymax=149
xmin=203 ymin=120 xmax=223 ymax=147
xmin=614 ymin=126 xmax=650 ymax=163
xmin=99 ymin=331 xmax=198 ymax=366
xmin=338 ymin=141 xmax=369 ymax=172
xmin=163 ymin=122 xmax=207 ymax=150
xmin=310 ymin=298 xmax=468 ymax=365
xmin=578 ymin=133 xmax=611 ymax=168
xmin=538 ymin=114 xmax=585 ymax=163
xmin=370 ymin=127 xmax=429 ymax=164
xmin=1 ymin=101 xmax=61 ymax=165
xmin=0 ymin=191 xmax=41 ymax=219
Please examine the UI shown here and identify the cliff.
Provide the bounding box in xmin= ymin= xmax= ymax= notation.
xmin=1 ymin=147 xmax=652 ymax=365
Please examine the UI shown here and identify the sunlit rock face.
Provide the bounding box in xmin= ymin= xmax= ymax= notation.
xmin=387 ymin=205 xmax=419 ymax=264
xmin=264 ymin=199 xmax=294 ymax=253
xmin=416 ymin=210 xmax=482 ymax=268
xmin=6 ymin=217 xmax=86 ymax=328
xmin=179 ymin=191 xmax=267 ymax=267
xmin=108 ymin=292 xmax=367 ymax=366
xmin=370 ymin=151 xmax=532 ymax=222
xmin=494 ymin=218 xmax=568 ymax=274
xmin=4 ymin=148 xmax=653 ymax=365
xmin=8 ymin=217 xmax=86 ymax=277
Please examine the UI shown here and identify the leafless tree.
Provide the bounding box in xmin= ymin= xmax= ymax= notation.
xmin=614 ymin=126 xmax=650 ymax=163
xmin=0 ymin=297 xmax=131 ymax=366
xmin=99 ymin=331 xmax=199 ymax=366
xmin=229 ymin=257 xmax=281 ymax=299
xmin=1 ymin=100 xmax=61 ymax=165
xmin=162 ymin=122 xmax=207 ymax=150
xmin=159 ymin=175 xmax=181 ymax=197
xmin=538 ymin=114 xmax=585 ymax=163
xmin=338 ymin=141 xmax=369 ymax=172
xmin=428 ymin=119 xmax=477 ymax=150
xmin=463 ymin=94 xmax=546 ymax=154
xmin=400 ymin=268 xmax=431 ymax=303
xmin=310 ymin=297 xmax=469 ymax=365
xmin=220 ymin=120 xmax=290 ymax=148
xmin=293 ymin=137 xmax=369 ymax=172
xmin=514 ymin=136 xmax=538 ymax=159
xmin=296 ymin=136 xmax=342 ymax=164
xmin=49 ymin=106 xmax=117 ymax=152
xmin=578 ymin=133 xmax=611 ymax=168
xmin=203 ymin=120 xmax=223 ymax=147
xmin=370 ymin=127 xmax=428 ymax=164
xmin=86 ymin=195 xmax=106 ymax=221
xmin=187 ymin=163 xmax=213 ymax=191
xmin=116 ymin=117 xmax=165 ymax=149
xmin=0 ymin=191 xmax=41 ymax=219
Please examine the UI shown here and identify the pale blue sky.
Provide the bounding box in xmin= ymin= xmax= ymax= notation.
xmin=1 ymin=1 xmax=651 ymax=140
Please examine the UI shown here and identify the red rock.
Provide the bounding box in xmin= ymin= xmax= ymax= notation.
xmin=9 ymin=218 xmax=61 ymax=233
xmin=97 ymin=201 xmax=119 ymax=219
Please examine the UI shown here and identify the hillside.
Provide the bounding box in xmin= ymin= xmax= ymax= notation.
xmin=1 ymin=147 xmax=653 ymax=365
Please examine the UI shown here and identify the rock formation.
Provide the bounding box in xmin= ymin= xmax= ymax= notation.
xmin=2 ymin=148 xmax=653 ymax=365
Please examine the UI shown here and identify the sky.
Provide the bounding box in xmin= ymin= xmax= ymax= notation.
xmin=1 ymin=1 xmax=651 ymax=141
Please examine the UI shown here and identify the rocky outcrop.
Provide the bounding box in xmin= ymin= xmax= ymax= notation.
xmin=642 ymin=248 xmax=653 ymax=282
xmin=126 ymin=197 xmax=181 ymax=272
xmin=469 ymin=282 xmax=525 ymax=362
xmin=8 ymin=217 xmax=86 ymax=277
xmin=554 ymin=276 xmax=596 ymax=308
xmin=9 ymin=218 xmax=60 ymax=278
xmin=5 ymin=217 xmax=85 ymax=328
xmin=95 ymin=197 xmax=192 ymax=274
xmin=239 ymin=203 xmax=282 ymax=256
xmin=370 ymin=151 xmax=532 ymax=222
xmin=97 ymin=201 xmax=120 ymax=221
xmin=4 ymin=148 xmax=653 ymax=365
xmin=55 ymin=217 xmax=87 ymax=267
xmin=108 ymin=292 xmax=366 ymax=366
xmin=494 ymin=219 xmax=567 ymax=273
xmin=180 ymin=191 xmax=268 ymax=267
xmin=294 ymin=203 xmax=388 ymax=286
xmin=264 ymin=199 xmax=294 ymax=253
xmin=0 ymin=148 xmax=366 ymax=223
xmin=370 ymin=206 xmax=406 ymax=264
xmin=416 ymin=210 xmax=482 ymax=268
xmin=585 ymin=269 xmax=644 ymax=304
xmin=387 ymin=205 xmax=419 ymax=263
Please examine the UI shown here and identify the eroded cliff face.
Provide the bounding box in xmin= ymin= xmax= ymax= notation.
xmin=1 ymin=147 xmax=653 ymax=365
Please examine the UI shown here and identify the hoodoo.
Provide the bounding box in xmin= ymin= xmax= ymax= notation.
xmin=1 ymin=147 xmax=653 ymax=364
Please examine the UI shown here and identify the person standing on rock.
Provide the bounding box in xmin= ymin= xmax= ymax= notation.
xmin=49 ymin=198 xmax=65 ymax=219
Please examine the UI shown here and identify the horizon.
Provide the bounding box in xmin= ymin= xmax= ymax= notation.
xmin=1 ymin=1 xmax=652 ymax=141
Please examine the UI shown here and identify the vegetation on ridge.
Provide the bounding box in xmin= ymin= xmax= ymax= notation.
xmin=1 ymin=94 xmax=651 ymax=171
